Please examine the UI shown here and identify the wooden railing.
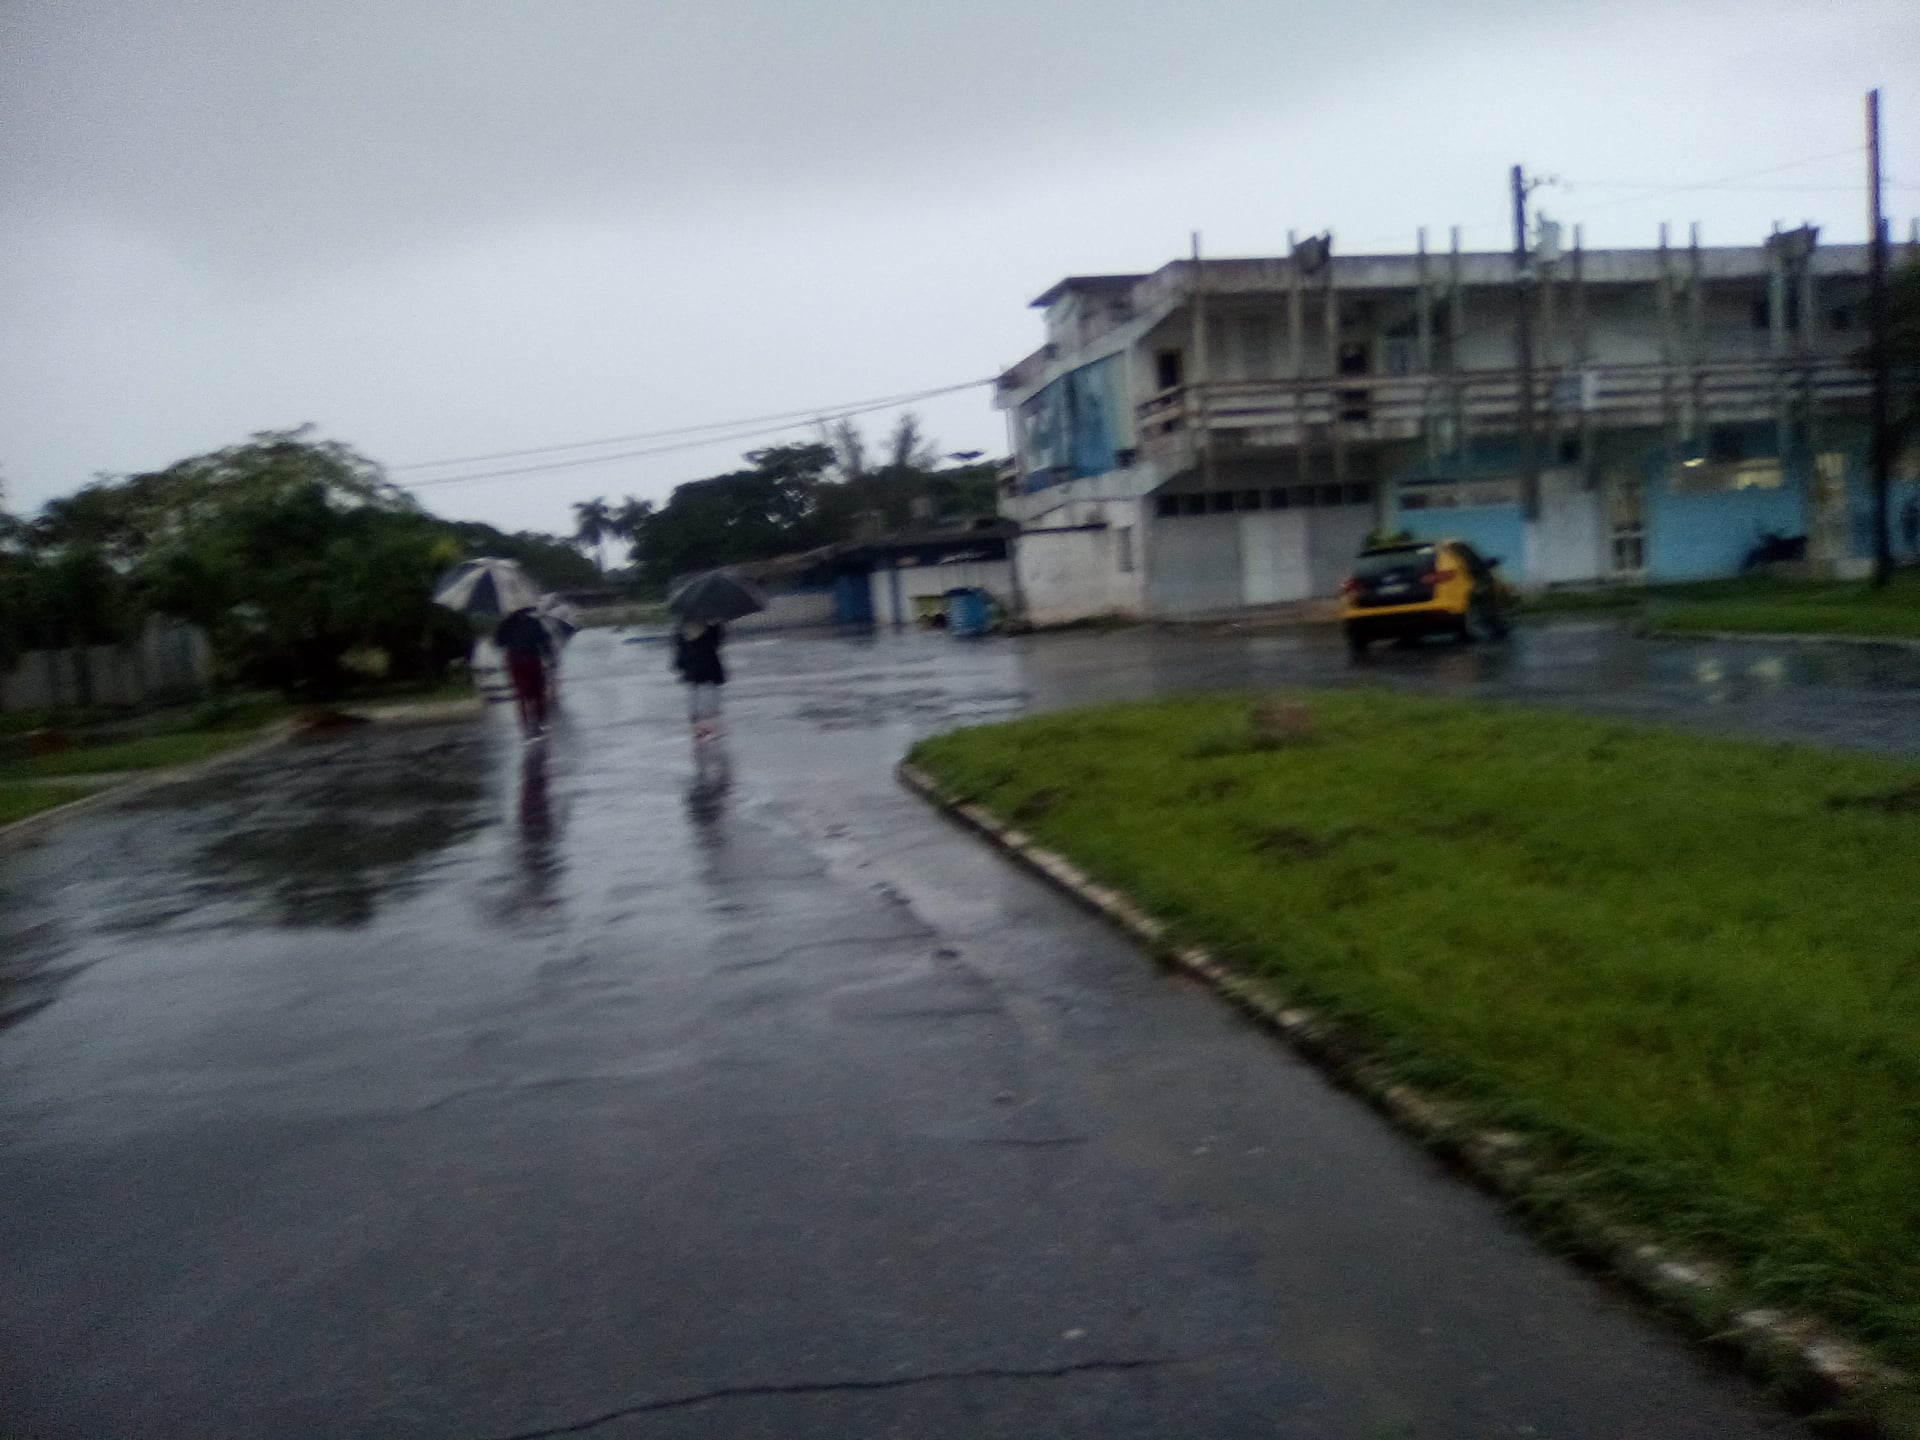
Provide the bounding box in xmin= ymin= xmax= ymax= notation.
xmin=1134 ymin=358 xmax=1870 ymax=454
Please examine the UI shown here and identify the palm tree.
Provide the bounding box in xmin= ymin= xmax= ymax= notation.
xmin=611 ymin=496 xmax=654 ymax=577
xmin=573 ymin=496 xmax=613 ymax=577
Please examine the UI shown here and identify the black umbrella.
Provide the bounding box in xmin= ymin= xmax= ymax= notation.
xmin=667 ymin=570 xmax=768 ymax=624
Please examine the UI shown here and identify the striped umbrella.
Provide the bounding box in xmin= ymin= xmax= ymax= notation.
xmin=432 ymin=558 xmax=543 ymax=617
xmin=536 ymin=593 xmax=582 ymax=646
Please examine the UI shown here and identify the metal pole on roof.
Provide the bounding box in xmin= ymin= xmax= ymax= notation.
xmin=1867 ymin=88 xmax=1893 ymax=586
xmin=1512 ymin=164 xmax=1541 ymax=523
xmin=1192 ymin=231 xmax=1217 ymax=494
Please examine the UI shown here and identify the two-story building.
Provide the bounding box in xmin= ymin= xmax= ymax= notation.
xmin=994 ymin=224 xmax=1914 ymax=624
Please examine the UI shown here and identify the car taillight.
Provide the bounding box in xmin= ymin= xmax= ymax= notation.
xmin=1340 ymin=576 xmax=1359 ymax=595
xmin=1422 ymin=568 xmax=1458 ymax=584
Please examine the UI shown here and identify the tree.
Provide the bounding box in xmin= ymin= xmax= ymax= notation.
xmin=821 ymin=417 xmax=867 ymax=482
xmin=124 ymin=431 xmax=468 ymax=697
xmin=573 ymin=496 xmax=614 ymax=577
xmin=438 ymin=520 xmax=600 ymax=591
xmin=609 ymin=422 xmax=1004 ymax=587
xmin=882 ymin=413 xmax=935 ymax=474
xmin=630 ymin=444 xmax=834 ymax=584
xmin=611 ymin=496 xmax=655 ymax=576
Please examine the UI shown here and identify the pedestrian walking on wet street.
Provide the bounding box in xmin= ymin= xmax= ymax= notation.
xmin=673 ymin=620 xmax=726 ymax=741
xmin=494 ymin=604 xmax=556 ymax=742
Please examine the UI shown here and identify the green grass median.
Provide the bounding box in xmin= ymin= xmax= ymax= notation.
xmin=0 ymin=729 xmax=269 ymax=782
xmin=0 ymin=782 xmax=101 ymax=826
xmin=910 ymin=691 xmax=1920 ymax=1371
xmin=1645 ymin=570 xmax=1920 ymax=640
xmin=1523 ymin=570 xmax=1920 ymax=640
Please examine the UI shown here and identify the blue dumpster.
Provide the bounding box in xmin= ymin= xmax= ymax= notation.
xmin=945 ymin=587 xmax=992 ymax=637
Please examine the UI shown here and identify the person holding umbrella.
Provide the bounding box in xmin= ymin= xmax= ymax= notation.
xmin=666 ymin=570 xmax=765 ymax=742
xmin=673 ymin=620 xmax=727 ymax=741
xmin=495 ymin=606 xmax=557 ymax=742
xmin=432 ymin=557 xmax=546 ymax=707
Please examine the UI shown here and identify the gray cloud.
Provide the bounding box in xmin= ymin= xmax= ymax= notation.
xmin=1 ymin=0 xmax=1914 ymax=533
xmin=3 ymin=0 xmax=1582 ymax=277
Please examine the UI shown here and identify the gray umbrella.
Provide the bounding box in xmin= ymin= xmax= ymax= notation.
xmin=667 ymin=570 xmax=768 ymax=624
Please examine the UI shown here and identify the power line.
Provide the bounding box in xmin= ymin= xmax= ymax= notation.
xmin=1551 ymin=144 xmax=1865 ymax=217
xmin=390 ymin=377 xmax=997 ymax=490
xmin=391 ymin=377 xmax=994 ymax=475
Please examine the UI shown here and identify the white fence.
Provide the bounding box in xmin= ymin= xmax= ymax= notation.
xmin=0 ymin=616 xmax=212 ymax=713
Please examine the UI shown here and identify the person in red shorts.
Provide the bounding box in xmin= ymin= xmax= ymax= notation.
xmin=493 ymin=606 xmax=556 ymax=742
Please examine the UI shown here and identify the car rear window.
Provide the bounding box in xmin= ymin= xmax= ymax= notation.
xmin=1353 ymin=546 xmax=1435 ymax=578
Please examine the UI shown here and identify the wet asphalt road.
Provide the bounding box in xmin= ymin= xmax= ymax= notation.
xmin=6 ymin=621 xmax=1917 ymax=1439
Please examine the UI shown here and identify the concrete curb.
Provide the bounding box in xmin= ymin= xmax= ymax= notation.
xmin=897 ymin=758 xmax=1918 ymax=1436
xmin=0 ymin=696 xmax=485 ymax=852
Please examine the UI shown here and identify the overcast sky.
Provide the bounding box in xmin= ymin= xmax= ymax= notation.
xmin=3 ymin=0 xmax=1916 ymax=537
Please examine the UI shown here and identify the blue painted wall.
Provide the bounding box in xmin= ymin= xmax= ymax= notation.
xmin=1644 ymin=482 xmax=1804 ymax=579
xmin=1394 ymin=505 xmax=1526 ymax=569
xmin=1385 ymin=423 xmax=1897 ymax=583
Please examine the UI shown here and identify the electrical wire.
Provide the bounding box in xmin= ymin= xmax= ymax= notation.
xmin=389 ymin=377 xmax=997 ymax=490
xmin=390 ymin=377 xmax=994 ymax=476
xmin=1552 ymin=145 xmax=1868 ymax=217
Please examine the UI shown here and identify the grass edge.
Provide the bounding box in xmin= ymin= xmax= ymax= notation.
xmin=896 ymin=756 xmax=1920 ymax=1437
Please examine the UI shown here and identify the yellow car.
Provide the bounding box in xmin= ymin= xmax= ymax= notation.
xmin=1340 ymin=539 xmax=1513 ymax=657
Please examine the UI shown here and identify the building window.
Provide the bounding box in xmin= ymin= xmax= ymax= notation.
xmin=1751 ymin=297 xmax=1770 ymax=330
xmin=1239 ymin=489 xmax=1264 ymax=511
xmin=1315 ymin=483 xmax=1343 ymax=506
xmin=1181 ymin=493 xmax=1208 ymax=516
xmin=1116 ymin=525 xmax=1135 ymax=572
xmin=1156 ymin=495 xmax=1180 ymax=518
xmin=1832 ymin=306 xmax=1852 ymax=331
xmin=1155 ymin=350 xmax=1184 ymax=391
xmin=1208 ymin=491 xmax=1236 ymax=514
xmin=1342 ymin=482 xmax=1373 ymax=505
xmin=1267 ymin=487 xmax=1291 ymax=509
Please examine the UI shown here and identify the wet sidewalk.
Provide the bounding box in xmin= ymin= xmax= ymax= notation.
xmin=7 ymin=621 xmax=1896 ymax=1437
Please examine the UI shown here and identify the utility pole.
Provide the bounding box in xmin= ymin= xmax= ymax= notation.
xmin=1512 ymin=164 xmax=1541 ymax=522
xmin=1868 ymin=89 xmax=1892 ymax=586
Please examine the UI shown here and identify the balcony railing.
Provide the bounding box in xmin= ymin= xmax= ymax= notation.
xmin=1134 ymin=357 xmax=1870 ymax=460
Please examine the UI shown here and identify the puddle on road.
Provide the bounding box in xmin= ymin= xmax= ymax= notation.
xmin=107 ymin=726 xmax=496 ymax=935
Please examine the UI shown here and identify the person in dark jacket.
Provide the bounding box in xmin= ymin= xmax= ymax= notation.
xmin=672 ymin=621 xmax=726 ymax=740
xmin=494 ymin=606 xmax=556 ymax=741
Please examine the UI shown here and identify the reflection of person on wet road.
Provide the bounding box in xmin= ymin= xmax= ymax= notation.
xmin=495 ymin=606 xmax=556 ymax=742
xmin=673 ymin=621 xmax=727 ymax=741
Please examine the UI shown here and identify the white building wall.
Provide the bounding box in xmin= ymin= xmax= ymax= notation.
xmin=1525 ymin=470 xmax=1607 ymax=584
xmin=1145 ymin=513 xmax=1242 ymax=616
xmin=1305 ymin=504 xmax=1377 ymax=595
xmin=1015 ymin=499 xmax=1146 ymax=626
xmin=730 ymin=591 xmax=837 ymax=633
xmin=868 ymin=559 xmax=1015 ymax=628
xmin=1239 ymin=510 xmax=1312 ymax=604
